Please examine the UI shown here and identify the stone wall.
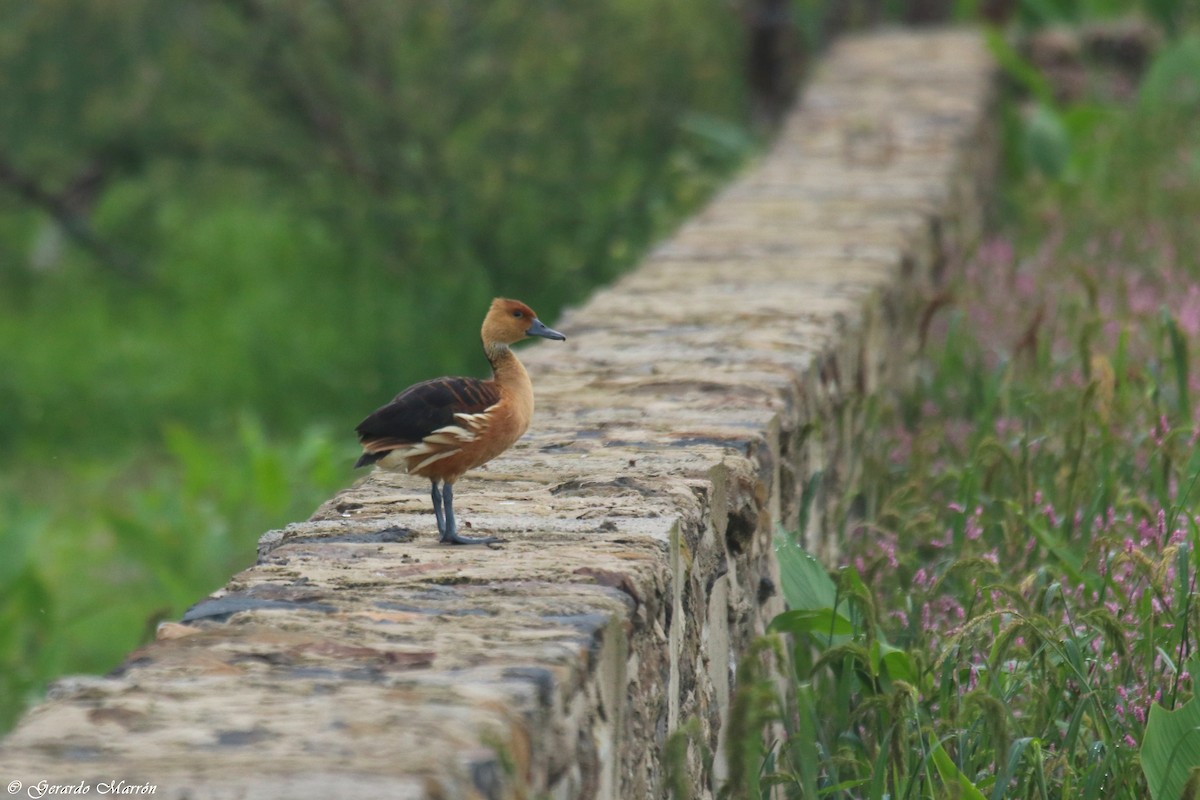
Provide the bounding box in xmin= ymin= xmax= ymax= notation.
xmin=0 ymin=28 xmax=996 ymax=800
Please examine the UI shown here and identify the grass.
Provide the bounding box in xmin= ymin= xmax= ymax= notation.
xmin=706 ymin=29 xmax=1200 ymax=800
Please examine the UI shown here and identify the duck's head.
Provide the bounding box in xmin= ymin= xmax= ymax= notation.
xmin=482 ymin=298 xmax=566 ymax=346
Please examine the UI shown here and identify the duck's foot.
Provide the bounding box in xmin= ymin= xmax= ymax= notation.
xmin=436 ymin=482 xmax=504 ymax=546
xmin=438 ymin=530 xmax=504 ymax=546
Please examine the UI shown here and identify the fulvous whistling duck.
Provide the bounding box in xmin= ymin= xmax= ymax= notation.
xmin=354 ymin=298 xmax=566 ymax=545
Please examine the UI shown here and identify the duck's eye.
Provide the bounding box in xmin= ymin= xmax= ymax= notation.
xmin=512 ymin=310 xmax=524 ymax=318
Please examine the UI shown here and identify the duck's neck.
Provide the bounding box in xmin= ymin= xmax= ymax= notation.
xmin=485 ymin=341 xmax=534 ymax=423
xmin=485 ymin=342 xmax=530 ymax=388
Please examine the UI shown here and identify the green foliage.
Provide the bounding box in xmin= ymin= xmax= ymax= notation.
xmin=992 ymin=27 xmax=1200 ymax=223
xmin=0 ymin=1 xmax=758 ymax=731
xmin=662 ymin=718 xmax=706 ymax=800
xmin=776 ymin=538 xmax=841 ymax=616
xmin=1006 ymin=0 xmax=1198 ymax=29
xmin=723 ymin=27 xmax=1200 ymax=799
xmin=1143 ymin=690 xmax=1200 ymax=799
xmin=725 ymin=638 xmax=786 ymax=800
xmin=1138 ymin=34 xmax=1200 ymax=112
xmin=0 ymin=504 xmax=54 ymax=732
xmin=0 ymin=0 xmax=754 ymax=458
xmin=0 ymin=418 xmax=345 ymax=731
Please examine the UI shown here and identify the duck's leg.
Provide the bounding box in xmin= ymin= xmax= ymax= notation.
xmin=430 ymin=480 xmax=446 ymax=538
xmin=439 ymin=482 xmax=500 ymax=545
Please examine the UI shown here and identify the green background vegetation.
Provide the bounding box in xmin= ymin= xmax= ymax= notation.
xmin=690 ymin=2 xmax=1200 ymax=796
xmin=0 ymin=0 xmax=757 ymax=729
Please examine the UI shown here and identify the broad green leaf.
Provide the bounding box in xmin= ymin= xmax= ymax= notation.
xmin=1138 ymin=35 xmax=1200 ymax=114
xmin=930 ymin=737 xmax=987 ymax=800
xmin=770 ymin=609 xmax=855 ymax=637
xmin=1143 ymin=695 xmax=1200 ymax=800
xmin=871 ymin=640 xmax=917 ymax=684
xmin=1023 ymin=103 xmax=1071 ymax=179
xmin=774 ymin=535 xmax=837 ymax=612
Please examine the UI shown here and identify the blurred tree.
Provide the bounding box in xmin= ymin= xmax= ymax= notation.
xmin=0 ymin=1 xmax=749 ymax=288
xmin=0 ymin=0 xmax=755 ymax=453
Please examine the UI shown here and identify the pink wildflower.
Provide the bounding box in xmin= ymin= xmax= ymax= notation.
xmin=1176 ymin=285 xmax=1200 ymax=336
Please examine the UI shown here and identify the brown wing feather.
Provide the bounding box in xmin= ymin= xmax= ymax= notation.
xmin=355 ymin=377 xmax=499 ymax=466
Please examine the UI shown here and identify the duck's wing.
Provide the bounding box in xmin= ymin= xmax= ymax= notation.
xmin=354 ymin=376 xmax=499 ymax=467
